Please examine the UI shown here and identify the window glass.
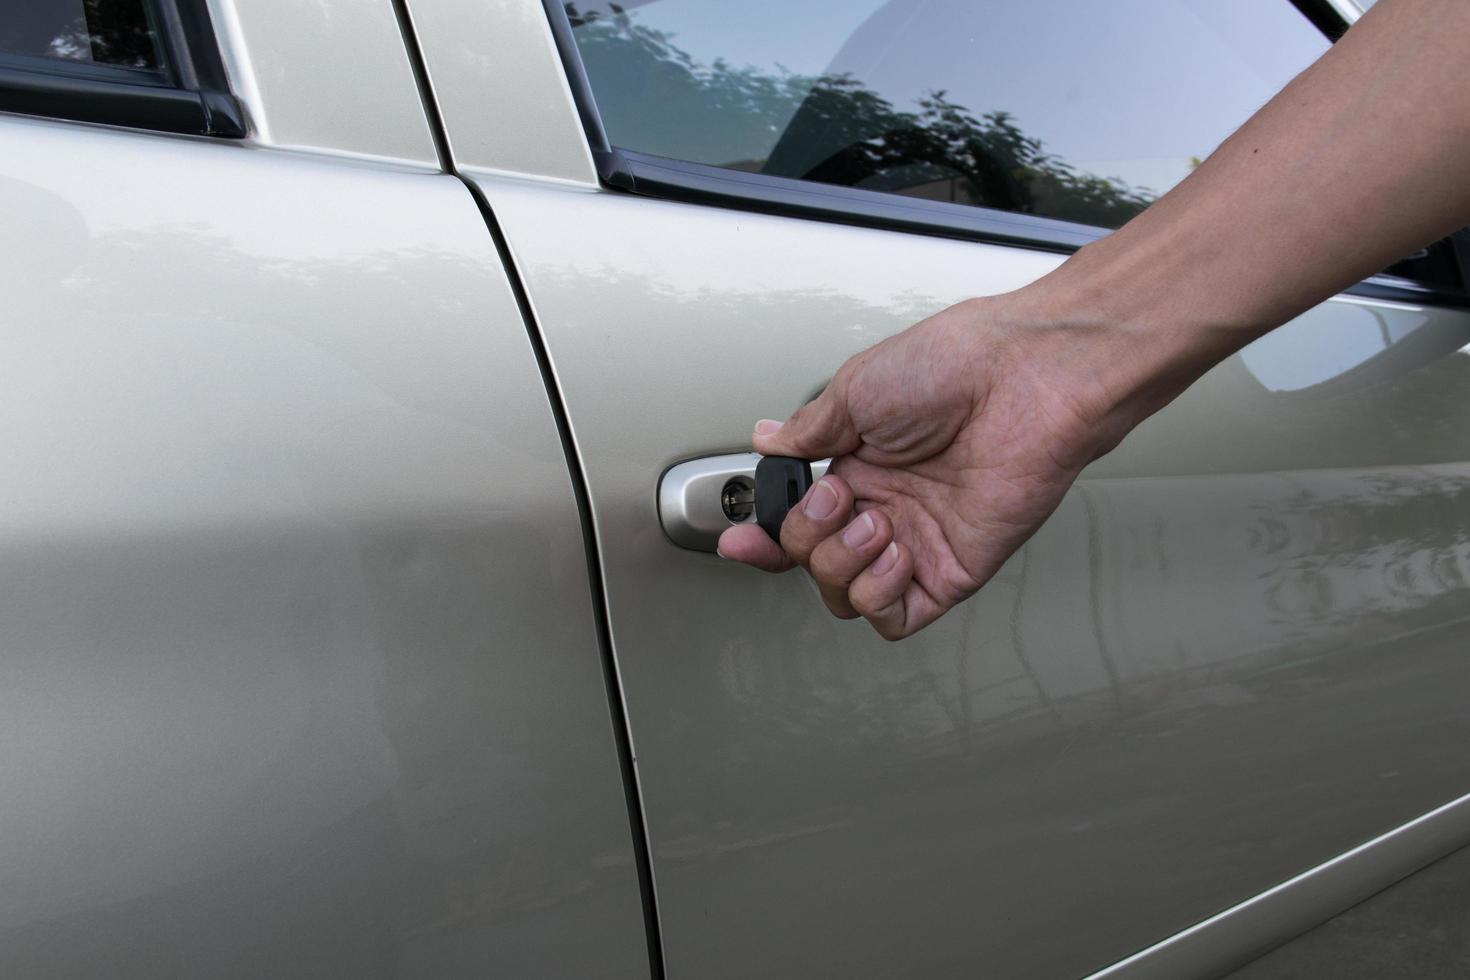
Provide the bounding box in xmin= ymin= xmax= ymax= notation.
xmin=567 ymin=0 xmax=1328 ymax=229
xmin=1 ymin=0 xmax=162 ymax=71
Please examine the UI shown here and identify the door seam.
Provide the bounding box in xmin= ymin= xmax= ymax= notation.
xmin=388 ymin=3 xmax=666 ymax=977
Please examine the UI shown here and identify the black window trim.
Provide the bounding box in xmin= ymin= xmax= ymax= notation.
xmin=600 ymin=147 xmax=1107 ymax=250
xmin=0 ymin=0 xmax=245 ymax=138
xmin=543 ymin=0 xmax=1470 ymax=311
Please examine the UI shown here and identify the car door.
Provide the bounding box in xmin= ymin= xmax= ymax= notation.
xmin=0 ymin=2 xmax=649 ymax=976
xmin=411 ymin=0 xmax=1470 ymax=976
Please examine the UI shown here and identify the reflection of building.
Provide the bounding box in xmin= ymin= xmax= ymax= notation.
xmin=865 ymin=171 xmax=981 ymax=206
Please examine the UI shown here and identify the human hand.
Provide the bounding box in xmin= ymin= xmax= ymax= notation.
xmin=722 ymin=0 xmax=1470 ymax=639
xmin=717 ymin=292 xmax=1159 ymax=639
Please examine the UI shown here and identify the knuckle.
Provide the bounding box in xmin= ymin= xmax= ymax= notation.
xmin=877 ymin=624 xmax=907 ymax=642
xmin=790 ymin=404 xmax=840 ymax=448
xmin=808 ymin=541 xmax=851 ymax=584
xmin=779 ymin=517 xmax=815 ymax=560
xmin=779 ymin=537 xmax=811 ymax=565
xmin=787 ymin=430 xmax=823 ymax=457
xmin=849 ymin=588 xmax=882 ymax=619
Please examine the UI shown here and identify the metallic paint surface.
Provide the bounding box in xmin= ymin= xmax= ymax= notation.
xmin=477 ymin=173 xmax=1470 ymax=979
xmin=0 ymin=116 xmax=647 ymax=978
xmin=1228 ymin=840 xmax=1470 ymax=978
xmin=208 ymin=0 xmax=438 ymax=166
xmin=402 ymin=0 xmax=598 ymax=184
xmin=1091 ymin=790 xmax=1470 ymax=979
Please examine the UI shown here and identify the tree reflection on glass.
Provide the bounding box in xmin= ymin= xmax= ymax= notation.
xmin=568 ymin=2 xmax=1155 ymax=228
xmin=0 ymin=0 xmax=162 ymax=69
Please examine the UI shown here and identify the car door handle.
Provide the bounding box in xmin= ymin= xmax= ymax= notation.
xmin=659 ymin=452 xmax=832 ymax=552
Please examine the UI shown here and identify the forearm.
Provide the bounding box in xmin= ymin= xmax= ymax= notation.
xmin=1020 ymin=0 xmax=1470 ymax=429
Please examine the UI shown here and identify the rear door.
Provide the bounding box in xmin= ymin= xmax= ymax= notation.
xmin=413 ymin=1 xmax=1470 ymax=976
xmin=0 ymin=2 xmax=649 ymax=975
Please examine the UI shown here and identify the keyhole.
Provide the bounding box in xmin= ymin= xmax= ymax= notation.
xmin=721 ymin=477 xmax=755 ymax=523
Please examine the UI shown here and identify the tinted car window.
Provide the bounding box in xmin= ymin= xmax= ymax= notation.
xmin=1 ymin=0 xmax=161 ymax=71
xmin=567 ymin=0 xmax=1328 ymax=229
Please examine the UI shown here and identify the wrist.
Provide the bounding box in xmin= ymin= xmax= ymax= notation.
xmin=972 ymin=271 xmax=1226 ymax=467
xmin=999 ymin=237 xmax=1270 ymax=442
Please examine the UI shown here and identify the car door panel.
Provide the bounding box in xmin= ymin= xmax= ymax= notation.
xmin=478 ymin=173 xmax=1470 ymax=978
xmin=0 ymin=115 xmax=648 ymax=978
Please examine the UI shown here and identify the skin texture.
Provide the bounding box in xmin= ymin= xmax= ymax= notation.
xmin=719 ymin=0 xmax=1470 ymax=639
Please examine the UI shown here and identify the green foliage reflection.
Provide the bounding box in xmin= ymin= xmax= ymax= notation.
xmin=569 ymin=2 xmax=1155 ymax=228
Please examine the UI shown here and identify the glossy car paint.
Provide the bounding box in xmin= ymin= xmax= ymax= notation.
xmin=1229 ymin=840 xmax=1470 ymax=978
xmin=0 ymin=115 xmax=647 ymax=977
xmin=1093 ymin=790 xmax=1470 ymax=978
xmin=2 ymin=0 xmax=1452 ymax=974
xmin=403 ymin=0 xmax=598 ymax=184
xmin=473 ymin=172 xmax=1470 ymax=978
xmin=206 ymin=0 xmax=437 ymax=165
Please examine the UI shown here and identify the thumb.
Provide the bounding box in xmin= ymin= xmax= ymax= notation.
xmin=753 ymin=377 xmax=863 ymax=460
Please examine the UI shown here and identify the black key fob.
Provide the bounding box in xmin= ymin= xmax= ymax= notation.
xmin=754 ymin=455 xmax=814 ymax=543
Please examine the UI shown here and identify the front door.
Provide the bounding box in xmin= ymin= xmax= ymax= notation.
xmin=421 ymin=0 xmax=1470 ymax=974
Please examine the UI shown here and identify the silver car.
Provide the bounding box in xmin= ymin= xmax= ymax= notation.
xmin=3 ymin=0 xmax=1468 ymax=976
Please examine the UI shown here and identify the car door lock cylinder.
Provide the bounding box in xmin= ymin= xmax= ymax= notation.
xmin=721 ymin=478 xmax=755 ymax=523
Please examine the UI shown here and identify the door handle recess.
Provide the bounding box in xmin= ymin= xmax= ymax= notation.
xmin=659 ymin=452 xmax=832 ymax=552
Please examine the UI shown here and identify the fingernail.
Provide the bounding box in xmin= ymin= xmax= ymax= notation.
xmin=871 ymin=542 xmax=899 ymax=576
xmin=804 ymin=478 xmax=838 ymax=519
xmin=842 ymin=512 xmax=876 ymax=548
xmin=755 ymin=419 xmax=783 ymax=436
xmin=716 ymin=545 xmax=729 ymax=559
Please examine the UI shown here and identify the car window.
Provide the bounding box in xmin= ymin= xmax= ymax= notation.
xmin=0 ymin=0 xmax=246 ymax=138
xmin=565 ymin=0 xmax=1328 ymax=229
xmin=1 ymin=0 xmax=162 ymax=72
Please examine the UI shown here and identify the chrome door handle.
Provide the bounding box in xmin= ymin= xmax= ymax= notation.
xmin=659 ymin=453 xmax=832 ymax=552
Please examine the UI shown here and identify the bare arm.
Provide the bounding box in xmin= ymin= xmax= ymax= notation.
xmin=720 ymin=0 xmax=1470 ymax=638
xmin=1056 ymin=0 xmax=1470 ymax=425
